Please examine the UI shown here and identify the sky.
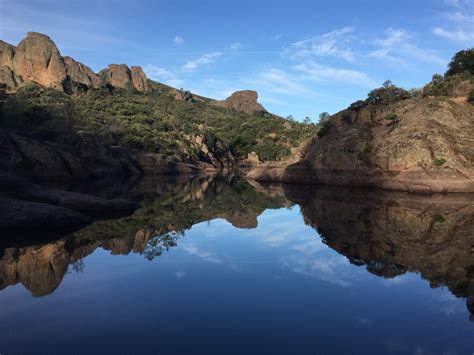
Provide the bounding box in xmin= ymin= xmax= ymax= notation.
xmin=1 ymin=0 xmax=473 ymax=120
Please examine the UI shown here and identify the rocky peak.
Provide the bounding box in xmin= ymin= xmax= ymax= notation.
xmin=101 ymin=64 xmax=151 ymax=92
xmin=64 ymin=56 xmax=101 ymax=88
xmin=12 ymin=31 xmax=67 ymax=91
xmin=130 ymin=66 xmax=151 ymax=92
xmin=214 ymin=90 xmax=267 ymax=114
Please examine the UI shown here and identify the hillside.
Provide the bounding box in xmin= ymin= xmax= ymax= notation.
xmin=247 ymin=52 xmax=474 ymax=193
xmin=0 ymin=32 xmax=316 ymax=175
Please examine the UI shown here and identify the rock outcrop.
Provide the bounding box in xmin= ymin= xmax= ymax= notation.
xmin=12 ymin=32 xmax=67 ymax=91
xmin=64 ymin=56 xmax=101 ymax=88
xmin=0 ymin=32 xmax=151 ymax=92
xmin=0 ymin=40 xmax=16 ymax=68
xmin=131 ymin=66 xmax=151 ymax=92
xmin=248 ymin=92 xmax=474 ymax=193
xmin=214 ymin=90 xmax=267 ymax=114
xmin=99 ymin=64 xmax=151 ymax=92
xmin=0 ymin=130 xmax=142 ymax=181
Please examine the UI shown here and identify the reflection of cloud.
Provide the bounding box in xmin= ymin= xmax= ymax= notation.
xmin=182 ymin=244 xmax=222 ymax=263
xmin=382 ymin=274 xmax=412 ymax=286
xmin=356 ymin=317 xmax=373 ymax=325
xmin=175 ymin=271 xmax=186 ymax=278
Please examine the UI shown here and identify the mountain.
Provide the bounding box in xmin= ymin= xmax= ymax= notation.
xmin=248 ymin=62 xmax=474 ymax=193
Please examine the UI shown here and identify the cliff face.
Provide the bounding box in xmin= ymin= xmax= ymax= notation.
xmin=0 ymin=32 xmax=151 ymax=92
xmin=248 ymin=89 xmax=474 ymax=193
xmin=11 ymin=32 xmax=67 ymax=91
xmin=64 ymin=56 xmax=102 ymax=88
xmin=214 ymin=90 xmax=267 ymax=114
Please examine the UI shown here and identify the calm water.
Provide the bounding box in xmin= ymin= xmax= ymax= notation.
xmin=0 ymin=176 xmax=473 ymax=354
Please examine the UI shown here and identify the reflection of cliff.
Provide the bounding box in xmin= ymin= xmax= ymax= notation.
xmin=0 ymin=176 xmax=289 ymax=296
xmin=288 ymin=186 xmax=474 ymax=298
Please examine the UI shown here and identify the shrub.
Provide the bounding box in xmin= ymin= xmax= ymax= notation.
xmin=348 ymin=100 xmax=365 ymax=110
xmin=367 ymin=82 xmax=410 ymax=105
xmin=469 ymin=89 xmax=474 ymax=104
xmin=317 ymin=120 xmax=334 ymax=138
xmin=434 ymin=157 xmax=446 ymax=166
xmin=384 ymin=113 xmax=398 ymax=120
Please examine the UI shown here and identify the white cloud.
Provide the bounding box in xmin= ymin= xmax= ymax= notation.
xmin=144 ymin=64 xmax=175 ymax=80
xmin=370 ymin=28 xmax=445 ymax=65
xmin=174 ymin=35 xmax=184 ymax=44
xmin=293 ymin=60 xmax=378 ymax=88
xmin=182 ymin=52 xmax=222 ymax=72
xmin=230 ymin=42 xmax=242 ymax=50
xmin=288 ymin=26 xmax=356 ymax=62
xmin=245 ymin=68 xmax=317 ymax=96
xmin=433 ymin=27 xmax=474 ymax=42
xmin=434 ymin=0 xmax=474 ymax=43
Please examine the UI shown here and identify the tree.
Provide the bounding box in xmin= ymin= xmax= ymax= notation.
xmin=303 ymin=116 xmax=311 ymax=124
xmin=446 ymin=48 xmax=474 ymax=76
xmin=382 ymin=80 xmax=393 ymax=88
xmin=318 ymin=112 xmax=330 ymax=123
xmin=286 ymin=114 xmax=295 ymax=121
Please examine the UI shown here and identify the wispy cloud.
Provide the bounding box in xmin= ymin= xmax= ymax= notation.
xmin=230 ymin=42 xmax=242 ymax=50
xmin=174 ymin=35 xmax=184 ymax=44
xmin=433 ymin=0 xmax=474 ymax=43
xmin=288 ymin=26 xmax=356 ymax=62
xmin=433 ymin=27 xmax=474 ymax=42
xmin=294 ymin=60 xmax=378 ymax=88
xmin=370 ymin=28 xmax=446 ymax=65
xmin=182 ymin=52 xmax=222 ymax=72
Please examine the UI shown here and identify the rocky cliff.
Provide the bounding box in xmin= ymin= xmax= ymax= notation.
xmin=0 ymin=32 xmax=151 ymax=92
xmin=248 ymin=81 xmax=474 ymax=193
xmin=214 ymin=90 xmax=267 ymax=114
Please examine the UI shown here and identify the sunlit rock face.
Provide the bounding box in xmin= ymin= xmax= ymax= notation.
xmin=214 ymin=90 xmax=267 ymax=114
xmin=12 ymin=32 xmax=68 ymax=91
xmin=64 ymin=56 xmax=102 ymax=88
xmin=247 ymin=93 xmax=474 ymax=193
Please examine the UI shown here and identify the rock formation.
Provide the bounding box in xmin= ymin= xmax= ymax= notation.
xmin=248 ymin=86 xmax=474 ymax=193
xmin=131 ymin=66 xmax=151 ymax=92
xmin=64 ymin=56 xmax=102 ymax=88
xmin=12 ymin=32 xmax=67 ymax=90
xmin=0 ymin=32 xmax=151 ymax=92
xmin=214 ymin=90 xmax=267 ymax=114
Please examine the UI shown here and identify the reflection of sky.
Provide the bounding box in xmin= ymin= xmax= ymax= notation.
xmin=0 ymin=206 xmax=472 ymax=354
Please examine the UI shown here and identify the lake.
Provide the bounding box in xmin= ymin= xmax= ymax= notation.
xmin=0 ymin=175 xmax=473 ymax=354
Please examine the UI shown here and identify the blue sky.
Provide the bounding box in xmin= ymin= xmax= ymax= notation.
xmin=1 ymin=0 xmax=473 ymax=119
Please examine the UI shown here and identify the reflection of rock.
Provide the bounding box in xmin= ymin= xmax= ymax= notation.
xmin=467 ymin=296 xmax=474 ymax=314
xmin=0 ymin=176 xmax=289 ymax=296
xmin=279 ymin=185 xmax=474 ymax=298
xmin=0 ymin=241 xmax=70 ymax=297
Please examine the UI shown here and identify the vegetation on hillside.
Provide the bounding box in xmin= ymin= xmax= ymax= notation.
xmin=0 ymin=82 xmax=316 ymax=163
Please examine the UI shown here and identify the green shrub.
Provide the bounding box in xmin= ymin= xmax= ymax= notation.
xmin=317 ymin=120 xmax=334 ymax=138
xmin=434 ymin=157 xmax=446 ymax=166
xmin=366 ymin=81 xmax=410 ymax=105
xmin=384 ymin=113 xmax=398 ymax=120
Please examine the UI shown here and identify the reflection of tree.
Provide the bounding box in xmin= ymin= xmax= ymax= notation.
xmin=68 ymin=259 xmax=85 ymax=274
xmin=142 ymin=231 xmax=184 ymax=261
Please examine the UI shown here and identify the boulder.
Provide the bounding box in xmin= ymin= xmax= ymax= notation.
xmin=100 ymin=64 xmax=133 ymax=90
xmin=0 ymin=66 xmax=22 ymax=92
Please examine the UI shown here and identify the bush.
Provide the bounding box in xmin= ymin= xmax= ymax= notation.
xmin=348 ymin=100 xmax=365 ymax=110
xmin=317 ymin=120 xmax=334 ymax=138
xmin=434 ymin=157 xmax=446 ymax=166
xmin=446 ymin=48 xmax=474 ymax=76
xmin=367 ymin=81 xmax=410 ymax=105
xmin=384 ymin=113 xmax=398 ymax=120
xmin=469 ymin=89 xmax=474 ymax=104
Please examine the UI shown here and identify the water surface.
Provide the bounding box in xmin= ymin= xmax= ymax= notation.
xmin=0 ymin=176 xmax=473 ymax=354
